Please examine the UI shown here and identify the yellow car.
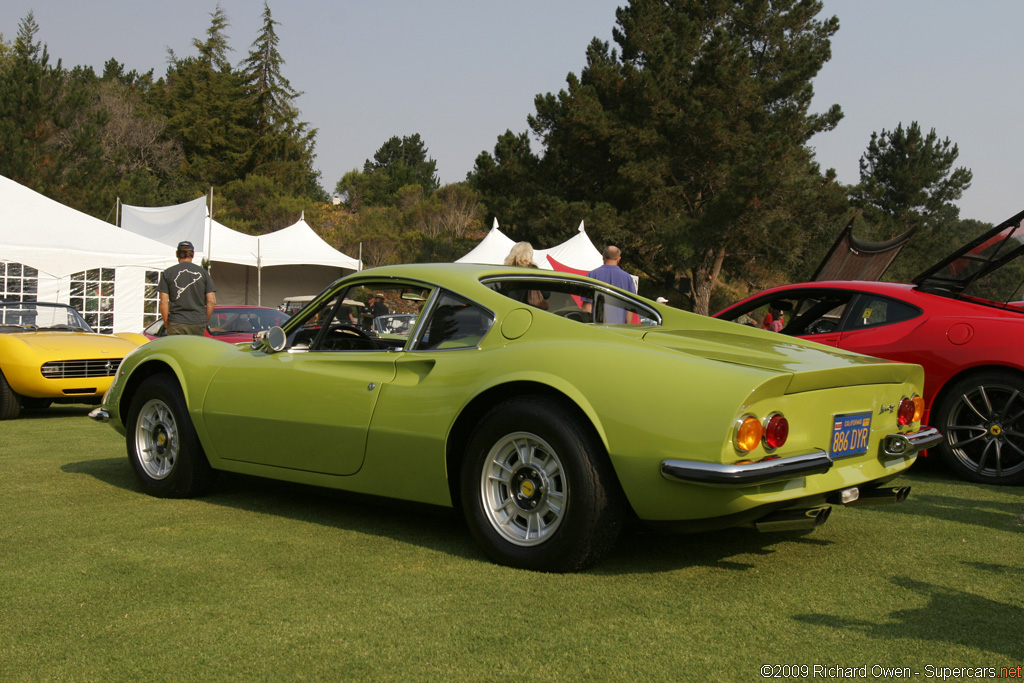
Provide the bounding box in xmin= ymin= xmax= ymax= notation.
xmin=0 ymin=301 xmax=148 ymax=419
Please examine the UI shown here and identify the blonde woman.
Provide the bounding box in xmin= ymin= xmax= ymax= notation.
xmin=504 ymin=241 xmax=537 ymax=268
xmin=503 ymin=242 xmax=549 ymax=310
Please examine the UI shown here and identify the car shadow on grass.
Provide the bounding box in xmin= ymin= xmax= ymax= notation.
xmin=794 ymin=575 xmax=1024 ymax=659
xmin=847 ymin=462 xmax=1024 ymax=534
xmin=61 ymin=457 xmax=481 ymax=562
xmin=61 ymin=456 xmax=839 ymax=574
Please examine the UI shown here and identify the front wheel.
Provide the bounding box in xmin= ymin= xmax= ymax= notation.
xmin=0 ymin=370 xmax=20 ymax=420
xmin=933 ymin=371 xmax=1024 ymax=485
xmin=126 ymin=374 xmax=215 ymax=497
xmin=461 ymin=397 xmax=624 ymax=572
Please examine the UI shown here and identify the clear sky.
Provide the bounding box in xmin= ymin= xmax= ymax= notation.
xmin=2 ymin=0 xmax=1021 ymax=225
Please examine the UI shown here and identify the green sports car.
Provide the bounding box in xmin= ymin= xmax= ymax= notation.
xmin=90 ymin=263 xmax=940 ymax=571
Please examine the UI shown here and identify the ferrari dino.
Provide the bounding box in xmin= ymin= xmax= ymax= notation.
xmin=90 ymin=264 xmax=938 ymax=571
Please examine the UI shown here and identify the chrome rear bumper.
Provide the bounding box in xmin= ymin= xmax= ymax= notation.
xmin=662 ymin=426 xmax=940 ymax=487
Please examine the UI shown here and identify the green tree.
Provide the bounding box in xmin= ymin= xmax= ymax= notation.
xmin=0 ymin=12 xmax=109 ymax=213
xmin=472 ymin=0 xmax=843 ymax=314
xmin=854 ymin=122 xmax=973 ymax=233
xmin=149 ymin=7 xmax=252 ymax=192
xmin=851 ymin=122 xmax=973 ymax=281
xmin=340 ymin=134 xmax=439 ymax=207
xmin=238 ymin=2 xmax=322 ymax=199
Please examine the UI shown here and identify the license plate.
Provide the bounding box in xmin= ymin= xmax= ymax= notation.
xmin=830 ymin=411 xmax=872 ymax=459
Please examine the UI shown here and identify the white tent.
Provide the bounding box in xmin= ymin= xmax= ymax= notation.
xmin=213 ymin=218 xmax=361 ymax=307
xmin=456 ymin=219 xmax=603 ymax=272
xmin=535 ymin=222 xmax=603 ymax=272
xmin=455 ymin=219 xmax=517 ymax=266
xmin=119 ymin=202 xmax=360 ymax=308
xmin=1 ymin=175 xmax=175 ymax=333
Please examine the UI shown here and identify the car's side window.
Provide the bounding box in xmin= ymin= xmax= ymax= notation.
xmin=417 ymin=293 xmax=493 ymax=350
xmin=845 ymin=296 xmax=920 ymax=330
xmin=728 ymin=293 xmax=856 ymax=336
xmin=487 ymin=278 xmax=660 ymax=326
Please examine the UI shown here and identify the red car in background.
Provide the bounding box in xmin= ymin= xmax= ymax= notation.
xmin=716 ymin=207 xmax=1024 ymax=485
xmin=143 ymin=306 xmax=290 ymax=344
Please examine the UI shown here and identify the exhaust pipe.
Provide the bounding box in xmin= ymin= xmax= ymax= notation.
xmin=753 ymin=506 xmax=831 ymax=532
xmin=842 ymin=485 xmax=911 ymax=507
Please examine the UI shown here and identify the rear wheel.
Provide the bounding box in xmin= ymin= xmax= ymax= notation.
xmin=126 ymin=374 xmax=215 ymax=497
xmin=461 ymin=396 xmax=624 ymax=572
xmin=0 ymin=370 xmax=20 ymax=420
xmin=933 ymin=372 xmax=1024 ymax=485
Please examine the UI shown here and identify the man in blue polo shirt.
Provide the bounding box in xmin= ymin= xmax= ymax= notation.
xmin=583 ymin=245 xmax=636 ymax=323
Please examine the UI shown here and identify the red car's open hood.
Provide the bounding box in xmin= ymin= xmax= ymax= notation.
xmin=913 ymin=207 xmax=1024 ymax=297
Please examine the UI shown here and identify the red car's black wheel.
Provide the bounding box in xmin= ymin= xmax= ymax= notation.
xmin=934 ymin=371 xmax=1024 ymax=485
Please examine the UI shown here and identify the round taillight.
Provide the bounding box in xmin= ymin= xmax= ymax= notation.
xmin=912 ymin=395 xmax=925 ymax=423
xmin=764 ymin=414 xmax=789 ymax=449
xmin=736 ymin=416 xmax=763 ymax=452
xmin=897 ymin=397 xmax=916 ymax=426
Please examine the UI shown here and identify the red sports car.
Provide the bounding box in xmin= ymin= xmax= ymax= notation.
xmin=143 ymin=306 xmax=290 ymax=344
xmin=716 ymin=208 xmax=1024 ymax=485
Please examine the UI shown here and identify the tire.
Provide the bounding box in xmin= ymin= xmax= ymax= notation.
xmin=126 ymin=374 xmax=215 ymax=498
xmin=0 ymin=370 xmax=21 ymax=420
xmin=460 ymin=396 xmax=625 ymax=572
xmin=933 ymin=371 xmax=1024 ymax=485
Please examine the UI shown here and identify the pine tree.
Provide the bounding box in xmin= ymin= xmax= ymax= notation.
xmin=238 ymin=2 xmax=321 ymax=198
xmin=0 ymin=12 xmax=108 ymax=213
xmin=472 ymin=0 xmax=844 ymax=313
xmin=149 ymin=7 xmax=252 ymax=190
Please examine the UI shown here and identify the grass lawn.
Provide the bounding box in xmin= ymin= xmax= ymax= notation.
xmin=1 ymin=406 xmax=1022 ymax=681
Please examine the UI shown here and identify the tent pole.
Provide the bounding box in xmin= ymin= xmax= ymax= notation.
xmin=257 ymin=238 xmax=262 ymax=307
xmin=206 ymin=186 xmax=214 ymax=274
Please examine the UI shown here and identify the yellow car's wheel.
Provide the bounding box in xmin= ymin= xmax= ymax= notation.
xmin=0 ymin=370 xmax=20 ymax=420
xmin=126 ymin=374 xmax=215 ymax=498
xmin=461 ymin=396 xmax=624 ymax=572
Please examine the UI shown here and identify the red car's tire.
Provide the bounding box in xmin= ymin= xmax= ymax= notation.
xmin=933 ymin=371 xmax=1024 ymax=485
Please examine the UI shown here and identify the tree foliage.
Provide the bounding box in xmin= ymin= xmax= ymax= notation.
xmin=0 ymin=13 xmax=109 ymax=214
xmin=339 ymin=134 xmax=440 ymax=208
xmin=851 ymin=122 xmax=974 ymax=281
xmin=238 ymin=2 xmax=322 ymax=199
xmin=472 ymin=0 xmax=845 ymax=313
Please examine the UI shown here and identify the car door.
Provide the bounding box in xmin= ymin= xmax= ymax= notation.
xmin=201 ymin=346 xmax=398 ymax=476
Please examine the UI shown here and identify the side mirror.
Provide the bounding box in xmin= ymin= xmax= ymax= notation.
xmin=266 ymin=326 xmax=287 ymax=352
xmin=253 ymin=326 xmax=288 ymax=352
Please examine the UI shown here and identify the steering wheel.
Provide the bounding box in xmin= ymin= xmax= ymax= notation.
xmin=328 ymin=323 xmax=371 ymax=339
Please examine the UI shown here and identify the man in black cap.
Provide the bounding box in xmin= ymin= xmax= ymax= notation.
xmin=158 ymin=240 xmax=217 ymax=336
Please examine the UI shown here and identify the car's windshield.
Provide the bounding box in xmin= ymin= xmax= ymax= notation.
xmin=285 ymin=283 xmax=434 ymax=351
xmin=0 ymin=302 xmax=93 ymax=332
xmin=208 ymin=308 xmax=290 ymax=336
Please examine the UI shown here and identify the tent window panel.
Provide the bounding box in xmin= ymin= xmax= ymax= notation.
xmin=143 ymin=270 xmax=161 ymax=326
xmin=1 ymin=261 xmax=39 ymax=303
xmin=70 ymin=268 xmax=115 ymax=334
